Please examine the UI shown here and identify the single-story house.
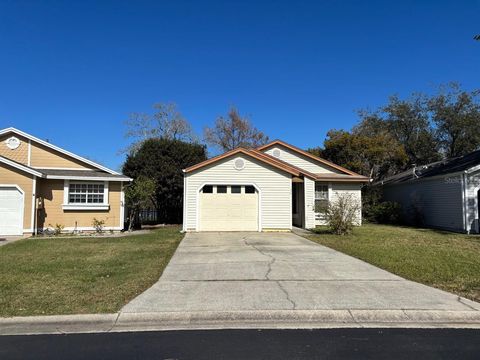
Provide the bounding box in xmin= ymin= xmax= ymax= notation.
xmin=0 ymin=127 xmax=131 ymax=236
xmin=378 ymin=149 xmax=480 ymax=233
xmin=182 ymin=140 xmax=369 ymax=232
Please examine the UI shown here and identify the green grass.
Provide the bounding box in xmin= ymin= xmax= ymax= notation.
xmin=0 ymin=226 xmax=184 ymax=317
xmin=307 ymin=224 xmax=480 ymax=303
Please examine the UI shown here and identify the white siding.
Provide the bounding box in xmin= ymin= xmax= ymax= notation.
xmin=465 ymin=171 xmax=480 ymax=233
xmin=383 ymin=175 xmax=464 ymax=232
xmin=264 ymin=146 xmax=341 ymax=174
xmin=304 ymin=177 xmax=315 ymax=228
xmin=184 ymin=154 xmax=292 ymax=231
xmin=329 ymin=183 xmax=362 ymax=225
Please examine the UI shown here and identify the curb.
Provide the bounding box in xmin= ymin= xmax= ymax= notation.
xmin=2 ymin=310 xmax=480 ymax=335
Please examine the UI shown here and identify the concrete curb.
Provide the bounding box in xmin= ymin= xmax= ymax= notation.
xmin=2 ymin=310 xmax=480 ymax=335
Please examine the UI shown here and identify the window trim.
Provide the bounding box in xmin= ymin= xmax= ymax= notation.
xmin=314 ymin=182 xmax=331 ymax=220
xmin=62 ymin=180 xmax=110 ymax=210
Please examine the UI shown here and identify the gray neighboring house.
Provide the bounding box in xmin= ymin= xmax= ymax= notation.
xmin=378 ymin=150 xmax=480 ymax=233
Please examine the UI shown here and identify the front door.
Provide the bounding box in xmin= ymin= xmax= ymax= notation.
xmin=292 ymin=182 xmax=304 ymax=228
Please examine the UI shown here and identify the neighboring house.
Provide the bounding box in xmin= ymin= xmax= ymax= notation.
xmin=0 ymin=127 xmax=131 ymax=236
xmin=378 ymin=149 xmax=480 ymax=233
xmin=182 ymin=140 xmax=369 ymax=232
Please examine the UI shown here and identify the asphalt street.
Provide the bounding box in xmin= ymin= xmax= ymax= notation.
xmin=1 ymin=328 xmax=480 ymax=360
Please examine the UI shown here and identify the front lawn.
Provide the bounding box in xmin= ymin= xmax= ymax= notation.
xmin=307 ymin=224 xmax=480 ymax=303
xmin=0 ymin=226 xmax=184 ymax=317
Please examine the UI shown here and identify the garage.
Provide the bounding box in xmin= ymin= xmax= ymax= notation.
xmin=0 ymin=186 xmax=24 ymax=236
xmin=199 ymin=184 xmax=258 ymax=231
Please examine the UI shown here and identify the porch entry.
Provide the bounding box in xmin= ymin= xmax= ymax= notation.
xmin=292 ymin=181 xmax=305 ymax=227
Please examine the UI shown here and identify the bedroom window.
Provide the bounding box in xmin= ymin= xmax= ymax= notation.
xmin=315 ymin=183 xmax=329 ymax=214
xmin=63 ymin=180 xmax=110 ymax=210
xmin=69 ymin=183 xmax=105 ymax=204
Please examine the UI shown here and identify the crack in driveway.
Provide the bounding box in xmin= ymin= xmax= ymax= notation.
xmin=242 ymin=235 xmax=296 ymax=309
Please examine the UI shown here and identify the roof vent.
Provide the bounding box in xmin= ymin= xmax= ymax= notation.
xmin=234 ymin=158 xmax=245 ymax=170
xmin=5 ymin=136 xmax=20 ymax=150
xmin=272 ymin=149 xmax=281 ymax=158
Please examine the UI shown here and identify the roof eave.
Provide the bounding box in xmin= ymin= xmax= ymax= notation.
xmin=0 ymin=127 xmax=120 ymax=175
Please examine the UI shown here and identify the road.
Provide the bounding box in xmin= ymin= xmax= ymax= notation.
xmin=1 ymin=328 xmax=480 ymax=359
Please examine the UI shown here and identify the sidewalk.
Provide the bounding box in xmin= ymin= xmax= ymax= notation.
xmin=2 ymin=309 xmax=480 ymax=336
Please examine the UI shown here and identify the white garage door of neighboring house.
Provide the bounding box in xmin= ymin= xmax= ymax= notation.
xmin=199 ymin=185 xmax=259 ymax=231
xmin=0 ymin=186 xmax=24 ymax=236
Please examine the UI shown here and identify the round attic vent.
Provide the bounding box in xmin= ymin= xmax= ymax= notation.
xmin=5 ymin=136 xmax=20 ymax=150
xmin=272 ymin=149 xmax=281 ymax=158
xmin=234 ymin=158 xmax=245 ymax=170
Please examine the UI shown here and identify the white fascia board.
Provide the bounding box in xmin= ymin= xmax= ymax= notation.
xmin=46 ymin=175 xmax=132 ymax=181
xmin=0 ymin=156 xmax=44 ymax=177
xmin=0 ymin=127 xmax=120 ymax=175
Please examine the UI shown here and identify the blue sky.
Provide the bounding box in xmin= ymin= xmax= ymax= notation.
xmin=0 ymin=0 xmax=479 ymax=171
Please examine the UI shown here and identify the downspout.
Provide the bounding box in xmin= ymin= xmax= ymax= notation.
xmin=182 ymin=170 xmax=187 ymax=232
xmin=462 ymin=171 xmax=470 ymax=234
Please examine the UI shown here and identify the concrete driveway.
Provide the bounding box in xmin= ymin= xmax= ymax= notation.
xmin=122 ymin=232 xmax=480 ymax=313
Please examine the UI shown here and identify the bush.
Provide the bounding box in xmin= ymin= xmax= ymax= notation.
xmin=48 ymin=223 xmax=64 ymax=236
xmin=369 ymin=201 xmax=403 ymax=224
xmin=323 ymin=194 xmax=361 ymax=235
xmin=92 ymin=218 xmax=105 ymax=233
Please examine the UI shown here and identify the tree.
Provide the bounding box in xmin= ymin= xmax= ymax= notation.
xmin=124 ymin=177 xmax=156 ymax=231
xmin=204 ymin=107 xmax=269 ymax=151
xmin=318 ymin=129 xmax=408 ymax=181
xmin=356 ymin=95 xmax=440 ymax=167
xmin=124 ymin=102 xmax=196 ymax=153
xmin=429 ymin=84 xmax=480 ymax=157
xmin=122 ymin=138 xmax=207 ymax=224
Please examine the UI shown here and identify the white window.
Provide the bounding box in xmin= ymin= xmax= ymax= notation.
xmin=315 ymin=183 xmax=329 ymax=219
xmin=63 ymin=181 xmax=109 ymax=210
xmin=69 ymin=183 xmax=105 ymax=204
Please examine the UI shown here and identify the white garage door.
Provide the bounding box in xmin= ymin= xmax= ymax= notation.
xmin=199 ymin=185 xmax=259 ymax=231
xmin=0 ymin=186 xmax=24 ymax=236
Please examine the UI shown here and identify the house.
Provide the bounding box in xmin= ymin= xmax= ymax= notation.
xmin=378 ymin=149 xmax=480 ymax=233
xmin=0 ymin=127 xmax=131 ymax=236
xmin=182 ymin=140 xmax=369 ymax=232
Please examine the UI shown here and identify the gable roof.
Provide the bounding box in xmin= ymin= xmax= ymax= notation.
xmin=184 ymin=145 xmax=370 ymax=182
xmin=0 ymin=127 xmax=119 ymax=175
xmin=257 ymin=139 xmax=361 ymax=176
xmin=0 ymin=156 xmax=131 ymax=181
xmin=183 ymin=147 xmax=302 ymax=176
xmin=378 ymin=149 xmax=480 ymax=186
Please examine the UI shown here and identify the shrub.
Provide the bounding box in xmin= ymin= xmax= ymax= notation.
xmin=370 ymin=201 xmax=403 ymax=224
xmin=48 ymin=223 xmax=64 ymax=236
xmin=323 ymin=193 xmax=361 ymax=235
xmin=92 ymin=218 xmax=105 ymax=233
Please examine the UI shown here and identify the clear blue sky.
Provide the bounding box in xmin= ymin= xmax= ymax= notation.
xmin=1 ymin=0 xmax=479 ymax=171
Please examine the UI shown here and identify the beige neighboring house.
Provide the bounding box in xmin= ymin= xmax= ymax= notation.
xmin=0 ymin=127 xmax=131 ymax=236
xmin=183 ymin=140 xmax=369 ymax=232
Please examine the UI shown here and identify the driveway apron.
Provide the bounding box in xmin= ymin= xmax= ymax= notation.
xmin=122 ymin=232 xmax=480 ymax=313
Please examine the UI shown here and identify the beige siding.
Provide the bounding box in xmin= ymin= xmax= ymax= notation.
xmin=264 ymin=145 xmax=342 ymax=174
xmin=383 ymin=176 xmax=463 ymax=231
xmin=30 ymin=142 xmax=96 ymax=169
xmin=0 ymin=133 xmax=29 ymax=165
xmin=37 ymin=180 xmax=122 ymax=230
xmin=185 ymin=154 xmax=292 ymax=231
xmin=0 ymin=163 xmax=34 ymax=230
xmin=304 ymin=177 xmax=315 ymax=228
